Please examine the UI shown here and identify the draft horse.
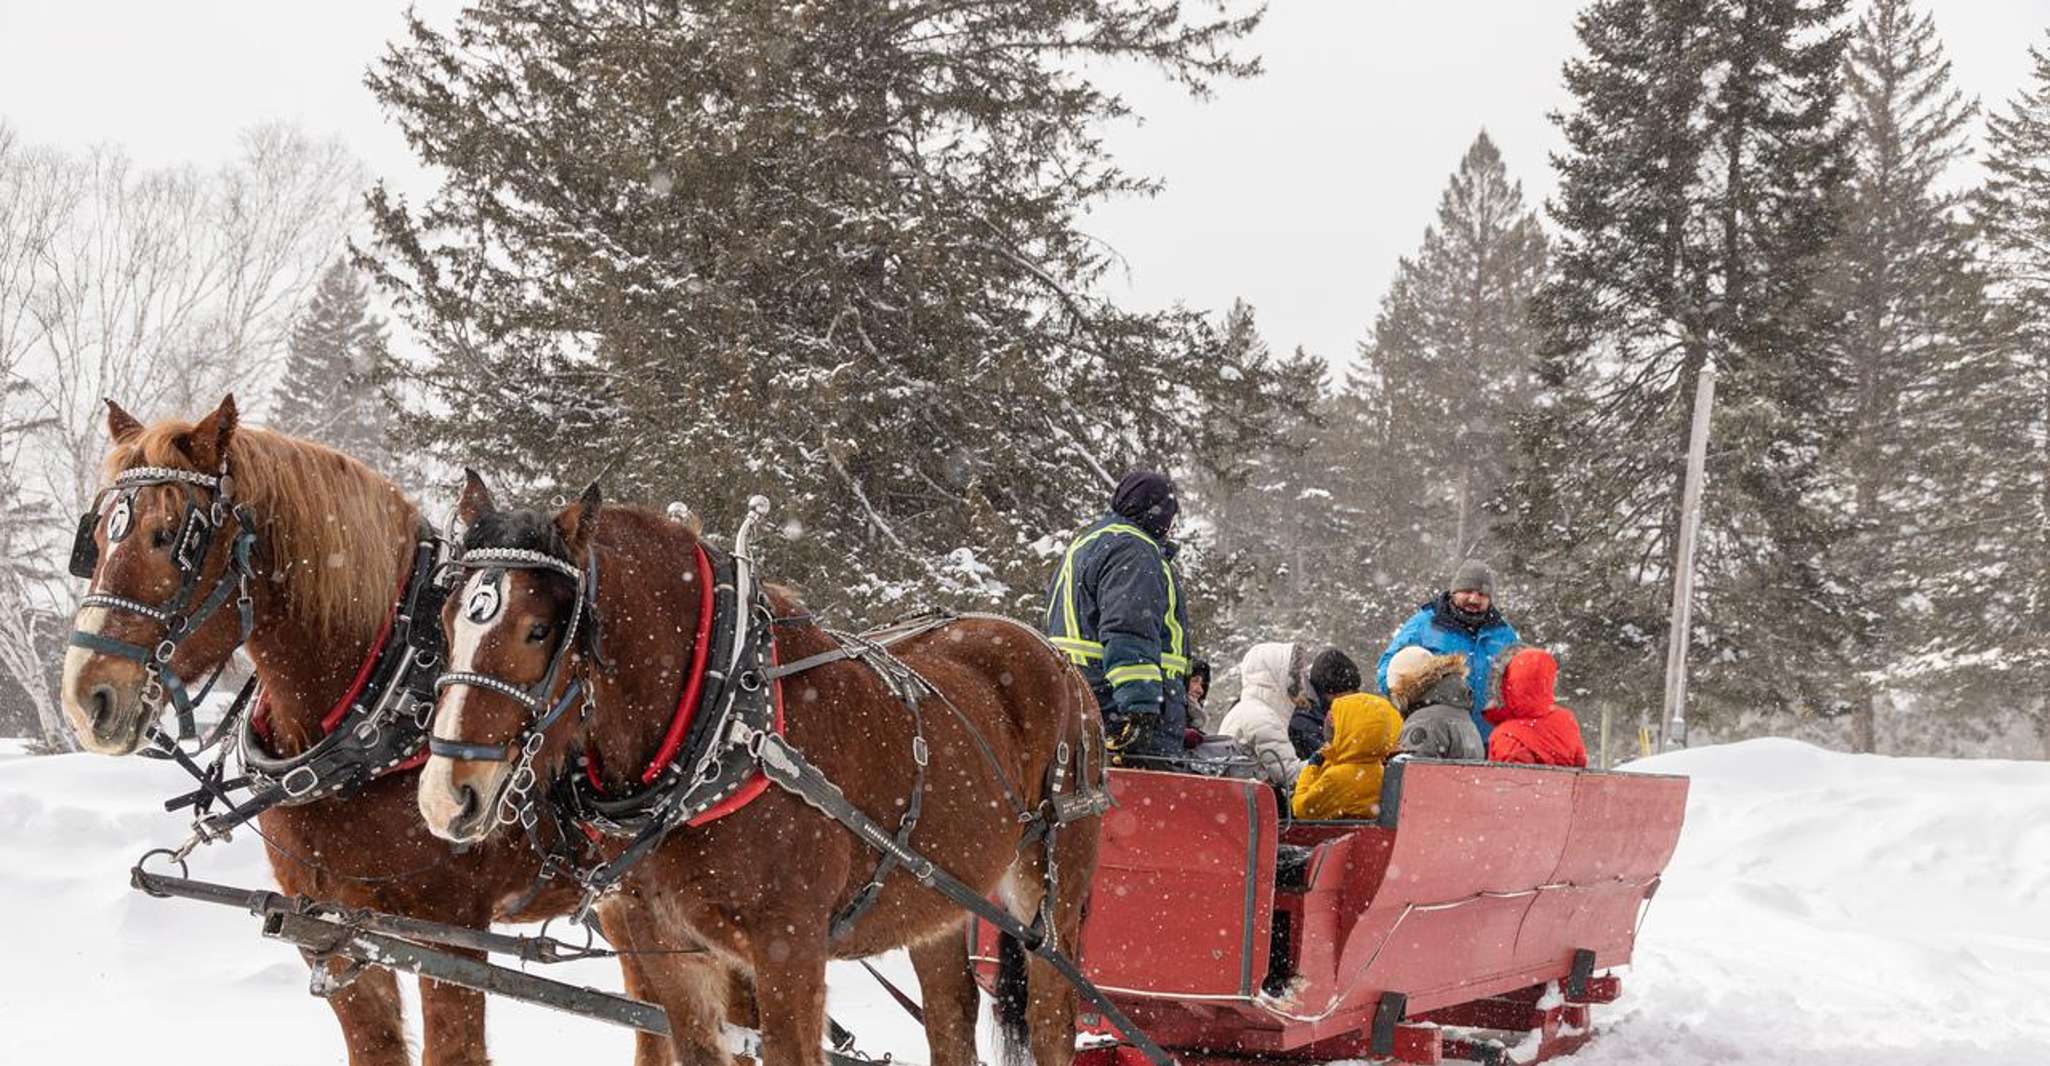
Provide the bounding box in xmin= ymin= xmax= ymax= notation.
xmin=416 ymin=474 xmax=1107 ymax=1066
xmin=59 ymin=396 xmax=731 ymax=1066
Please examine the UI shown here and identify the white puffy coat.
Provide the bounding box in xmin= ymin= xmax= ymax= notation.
xmin=1218 ymin=642 xmax=1306 ymax=789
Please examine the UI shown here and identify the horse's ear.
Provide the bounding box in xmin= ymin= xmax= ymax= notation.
xmin=180 ymin=394 xmax=238 ymax=470
xmin=558 ymin=482 xmax=602 ymax=555
xmin=105 ymin=399 xmax=145 ymax=445
xmin=456 ymin=468 xmax=497 ymax=525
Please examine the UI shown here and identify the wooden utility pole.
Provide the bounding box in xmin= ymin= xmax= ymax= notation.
xmin=1659 ymin=364 xmax=1718 ymax=752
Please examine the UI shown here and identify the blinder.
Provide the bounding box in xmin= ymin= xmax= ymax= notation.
xmin=68 ymin=509 xmax=101 ymax=580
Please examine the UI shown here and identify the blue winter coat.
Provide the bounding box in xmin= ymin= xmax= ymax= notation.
xmin=1374 ymin=594 xmax=1520 ymax=742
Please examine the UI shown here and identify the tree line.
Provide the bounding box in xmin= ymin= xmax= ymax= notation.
xmin=7 ymin=0 xmax=2050 ymax=759
xmin=1211 ymin=0 xmax=2050 ymax=759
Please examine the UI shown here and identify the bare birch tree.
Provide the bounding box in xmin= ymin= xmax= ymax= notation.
xmin=0 ymin=121 xmax=364 ymax=747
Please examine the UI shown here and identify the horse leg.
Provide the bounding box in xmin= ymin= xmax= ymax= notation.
xmin=907 ymin=925 xmax=982 ymax=1066
xmin=315 ymin=957 xmax=412 ymax=1066
xmin=1002 ymin=830 xmax=1094 ymax=1066
xmin=747 ymin=925 xmax=830 ymax=1066
xmin=599 ymin=899 xmax=746 ymax=1065
xmin=418 ymin=955 xmax=492 ymax=1066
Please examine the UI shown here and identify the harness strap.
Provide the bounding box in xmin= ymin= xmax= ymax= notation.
xmin=77 ymin=594 xmax=174 ymax=625
xmin=429 ymin=677 xmax=585 ymax=763
xmin=829 ymin=663 xmax=927 ymax=942
xmin=67 ymin=629 xmax=154 ymax=662
xmin=774 ymin=614 xmax=1030 ymax=823
xmin=748 ymin=730 xmax=1173 ymax=1066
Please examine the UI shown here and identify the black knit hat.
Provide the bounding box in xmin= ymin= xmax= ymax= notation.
xmin=1110 ymin=470 xmax=1179 ymax=538
xmin=1307 ymin=647 xmax=1361 ymax=699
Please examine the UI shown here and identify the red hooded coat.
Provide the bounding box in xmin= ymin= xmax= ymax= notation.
xmin=1483 ymin=647 xmax=1588 ymax=768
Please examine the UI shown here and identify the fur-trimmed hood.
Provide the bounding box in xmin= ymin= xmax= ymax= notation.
xmin=1389 ymin=651 xmax=1468 ymax=713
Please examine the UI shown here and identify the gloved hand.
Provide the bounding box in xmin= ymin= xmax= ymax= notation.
xmin=1108 ymin=705 xmax=1160 ymax=750
xmin=1183 ymin=728 xmax=1204 ymax=749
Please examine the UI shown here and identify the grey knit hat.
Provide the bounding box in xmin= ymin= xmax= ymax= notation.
xmin=1451 ymin=560 xmax=1495 ymax=596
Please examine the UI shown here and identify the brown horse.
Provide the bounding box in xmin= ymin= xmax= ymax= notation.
xmin=416 ymin=475 xmax=1105 ymax=1066
xmin=59 ymin=396 xmax=736 ymax=1066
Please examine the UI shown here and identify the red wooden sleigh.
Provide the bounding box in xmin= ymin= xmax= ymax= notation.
xmin=976 ymin=759 xmax=1688 ymax=1064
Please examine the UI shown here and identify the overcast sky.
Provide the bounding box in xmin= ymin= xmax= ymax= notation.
xmin=4 ymin=1 xmax=2049 ymax=374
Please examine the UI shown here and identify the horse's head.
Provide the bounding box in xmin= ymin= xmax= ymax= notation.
xmin=62 ymin=396 xmax=255 ymax=755
xmin=419 ymin=471 xmax=602 ymax=843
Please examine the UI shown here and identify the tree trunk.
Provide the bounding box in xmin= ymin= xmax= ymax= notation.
xmin=1852 ymin=687 xmax=1879 ymax=755
xmin=1454 ymin=467 xmax=1471 ymax=566
xmin=33 ymin=688 xmax=74 ymax=754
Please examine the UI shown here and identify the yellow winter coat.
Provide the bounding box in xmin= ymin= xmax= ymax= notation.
xmin=1291 ymin=692 xmax=1403 ymax=820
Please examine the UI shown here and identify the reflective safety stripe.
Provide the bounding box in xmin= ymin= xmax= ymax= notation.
xmin=1050 ymin=638 xmax=1193 ymax=678
xmin=1105 ymin=663 xmax=1164 ymax=686
xmin=1160 ymin=561 xmax=1186 ymax=675
xmin=1047 ymin=519 xmax=1190 ymax=679
xmin=1051 ymin=636 xmax=1106 ymax=660
xmin=1054 ymin=522 xmax=1159 ymax=644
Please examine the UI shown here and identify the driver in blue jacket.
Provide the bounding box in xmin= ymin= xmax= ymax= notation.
xmin=1043 ymin=471 xmax=1192 ymax=766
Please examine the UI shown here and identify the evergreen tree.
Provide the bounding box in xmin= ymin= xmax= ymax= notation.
xmin=1199 ymin=136 xmax=1547 ymax=677
xmin=274 ymin=259 xmax=394 ymax=469
xmin=1186 ymin=301 xmax=1341 ymax=660
xmin=1972 ymin=29 xmax=2050 ymax=758
xmin=361 ymin=0 xmax=1289 ymax=622
xmin=1825 ymin=0 xmax=2001 ymax=752
xmin=1502 ymin=0 xmax=1855 ymax=737
xmin=1359 ymin=130 xmax=1548 ymax=574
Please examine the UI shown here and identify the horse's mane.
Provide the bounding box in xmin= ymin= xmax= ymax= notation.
xmin=106 ymin=421 xmax=418 ymax=641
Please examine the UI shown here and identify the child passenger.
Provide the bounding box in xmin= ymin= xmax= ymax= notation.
xmin=1290 ymin=689 xmax=1403 ymax=819
xmin=1483 ymin=644 xmax=1589 ymax=768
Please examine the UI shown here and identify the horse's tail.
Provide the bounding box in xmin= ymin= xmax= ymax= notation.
xmin=993 ymin=928 xmax=1031 ymax=1066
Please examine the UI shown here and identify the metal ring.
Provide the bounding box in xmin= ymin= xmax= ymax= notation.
xmin=133 ymin=847 xmax=191 ymax=891
xmin=154 ymin=639 xmax=178 ymax=662
xmin=738 ymin=670 xmax=762 ymax=692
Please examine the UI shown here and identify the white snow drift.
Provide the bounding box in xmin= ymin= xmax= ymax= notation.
xmin=0 ymin=738 xmax=2043 ymax=1064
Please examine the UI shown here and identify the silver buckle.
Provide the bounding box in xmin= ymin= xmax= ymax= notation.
xmin=281 ymin=765 xmax=320 ymax=798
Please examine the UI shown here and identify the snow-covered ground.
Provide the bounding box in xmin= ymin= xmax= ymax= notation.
xmin=0 ymin=739 xmax=2044 ymax=1064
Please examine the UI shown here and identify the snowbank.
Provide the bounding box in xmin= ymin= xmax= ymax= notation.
xmin=1580 ymin=739 xmax=2050 ymax=1064
xmin=0 ymin=738 xmax=2044 ymax=1063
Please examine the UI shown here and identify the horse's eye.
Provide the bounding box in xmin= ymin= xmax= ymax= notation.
xmin=527 ymin=622 xmax=551 ymax=643
xmin=150 ymin=528 xmax=172 ymax=549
